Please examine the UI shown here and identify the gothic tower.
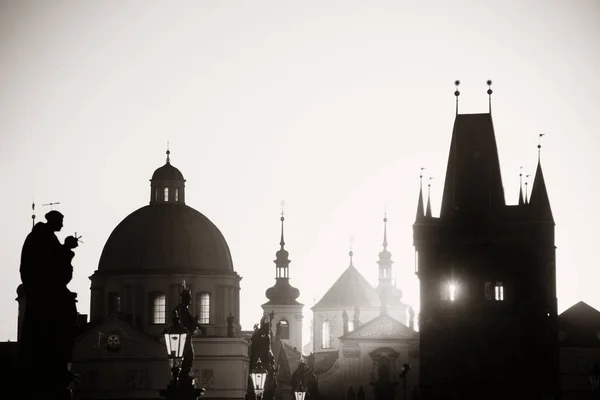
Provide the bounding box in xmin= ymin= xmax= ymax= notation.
xmin=413 ymin=85 xmax=558 ymax=399
xmin=262 ymin=213 xmax=303 ymax=351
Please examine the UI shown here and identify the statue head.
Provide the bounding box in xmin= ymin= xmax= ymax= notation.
xmin=180 ymin=280 xmax=191 ymax=305
xmin=45 ymin=210 xmax=64 ymax=232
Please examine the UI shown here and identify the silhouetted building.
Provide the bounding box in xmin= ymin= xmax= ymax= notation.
xmin=558 ymin=301 xmax=600 ymax=399
xmin=413 ymin=109 xmax=558 ymax=399
xmin=69 ymin=150 xmax=249 ymax=400
xmin=309 ymin=219 xmax=417 ymax=399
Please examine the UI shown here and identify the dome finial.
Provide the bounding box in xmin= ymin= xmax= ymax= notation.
xmin=454 ymin=80 xmax=461 ymax=115
xmin=166 ymin=141 xmax=171 ymax=164
xmin=279 ymin=200 xmax=286 ymax=249
xmin=31 ymin=198 xmax=35 ymax=230
xmin=382 ymin=209 xmax=388 ymax=250
xmin=487 ymin=80 xmax=493 ymax=114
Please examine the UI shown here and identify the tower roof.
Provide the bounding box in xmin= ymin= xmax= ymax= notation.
xmin=440 ymin=113 xmax=505 ymax=222
xmin=528 ymin=160 xmax=554 ymax=223
xmin=313 ymin=262 xmax=380 ymax=310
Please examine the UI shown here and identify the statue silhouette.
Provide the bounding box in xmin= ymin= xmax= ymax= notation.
xmin=18 ymin=210 xmax=80 ymax=395
xmin=172 ymin=282 xmax=206 ymax=381
xmin=227 ymin=313 xmax=235 ymax=338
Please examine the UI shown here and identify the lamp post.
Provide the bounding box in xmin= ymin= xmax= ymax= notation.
xmin=294 ymin=381 xmax=308 ymax=400
xmin=160 ymin=322 xmax=188 ymax=399
xmin=250 ymin=359 xmax=268 ymax=400
xmin=399 ymin=363 xmax=411 ymax=400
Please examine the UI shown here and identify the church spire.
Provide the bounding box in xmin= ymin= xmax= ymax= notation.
xmin=426 ymin=177 xmax=433 ymax=218
xmin=529 ymin=136 xmax=554 ymax=223
xmin=274 ymin=204 xmax=290 ymax=278
xmin=377 ymin=214 xmax=393 ymax=288
xmin=518 ymin=167 xmax=524 ymax=205
xmin=415 ymin=168 xmax=425 ymax=221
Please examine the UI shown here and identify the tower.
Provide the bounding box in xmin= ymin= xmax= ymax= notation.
xmin=262 ymin=213 xmax=303 ymax=351
xmin=413 ymin=84 xmax=558 ymax=399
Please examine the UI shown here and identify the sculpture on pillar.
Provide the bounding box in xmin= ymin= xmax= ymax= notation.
xmin=18 ymin=210 xmax=81 ymax=397
xmin=353 ymin=306 xmax=361 ymax=329
xmin=342 ymin=310 xmax=349 ymax=335
xmin=248 ymin=315 xmax=278 ymax=400
xmin=227 ymin=313 xmax=235 ymax=338
xmin=172 ymin=281 xmax=206 ymax=382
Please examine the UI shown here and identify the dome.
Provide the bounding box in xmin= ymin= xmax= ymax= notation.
xmin=264 ymin=279 xmax=301 ymax=305
xmin=97 ymin=204 xmax=234 ymax=274
xmin=151 ymin=162 xmax=184 ymax=181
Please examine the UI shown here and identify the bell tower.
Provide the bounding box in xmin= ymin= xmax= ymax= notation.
xmin=262 ymin=210 xmax=304 ymax=351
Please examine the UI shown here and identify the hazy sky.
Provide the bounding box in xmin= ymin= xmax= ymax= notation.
xmin=1 ymin=1 xmax=599 ymax=345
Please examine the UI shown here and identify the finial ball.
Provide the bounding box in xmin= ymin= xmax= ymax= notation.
xmin=487 ymin=89 xmax=493 ymax=95
xmin=280 ymin=216 xmax=285 ymax=222
xmin=349 ymin=251 xmax=353 ymax=257
xmin=383 ymin=217 xmax=388 ymax=223
xmin=454 ymin=80 xmax=460 ymax=86
xmin=487 ymin=80 xmax=492 ymax=86
xmin=454 ymin=90 xmax=460 ymax=97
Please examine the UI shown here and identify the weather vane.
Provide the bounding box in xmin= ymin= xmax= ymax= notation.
xmin=42 ymin=202 xmax=60 ymax=210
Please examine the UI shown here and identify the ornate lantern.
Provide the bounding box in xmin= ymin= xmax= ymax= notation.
xmin=250 ymin=359 xmax=268 ymax=396
xmin=163 ymin=322 xmax=188 ymax=369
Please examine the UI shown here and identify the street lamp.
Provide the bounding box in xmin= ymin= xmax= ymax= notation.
xmin=250 ymin=359 xmax=268 ymax=398
xmin=163 ymin=322 xmax=189 ymax=381
xmin=399 ymin=363 xmax=412 ymax=400
xmin=294 ymin=381 xmax=307 ymax=400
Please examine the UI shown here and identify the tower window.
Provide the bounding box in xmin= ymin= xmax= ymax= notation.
xmin=164 ymin=187 xmax=169 ymax=202
xmin=441 ymin=281 xmax=458 ymax=301
xmin=484 ymin=281 xmax=494 ymax=300
xmin=154 ymin=188 xmax=158 ymax=202
xmin=348 ymin=320 xmax=354 ymax=332
xmin=278 ymin=319 xmax=290 ymax=339
xmin=175 ymin=188 xmax=179 ymax=202
xmin=150 ymin=293 xmax=166 ymax=324
xmin=495 ymin=282 xmax=504 ymax=301
xmin=196 ymin=292 xmax=210 ymax=324
xmin=322 ymin=320 xmax=331 ymax=349
xmin=108 ymin=292 xmax=121 ymax=315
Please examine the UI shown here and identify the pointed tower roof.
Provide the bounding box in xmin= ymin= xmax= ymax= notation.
xmin=415 ymin=171 xmax=425 ymax=222
xmin=264 ymin=214 xmax=301 ymax=306
xmin=425 ymin=177 xmax=433 ymax=218
xmin=313 ymin=253 xmax=380 ymax=310
xmin=440 ymin=113 xmax=505 ymax=221
xmin=528 ymin=160 xmax=554 ymax=223
xmin=518 ymin=167 xmax=524 ymax=206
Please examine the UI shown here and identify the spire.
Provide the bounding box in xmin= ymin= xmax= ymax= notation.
xmin=274 ymin=205 xmax=291 ymax=277
xmin=529 ymin=137 xmax=554 ymax=223
xmin=538 ymin=133 xmax=545 ymax=163
xmin=518 ymin=167 xmax=524 ymax=206
xmin=426 ymin=177 xmax=433 ymax=218
xmin=525 ymin=174 xmax=530 ymax=204
xmin=348 ymin=236 xmax=354 ymax=267
xmin=415 ymin=168 xmax=425 ymax=221
xmin=439 ymin=112 xmax=505 ymax=221
xmin=454 ymin=80 xmax=460 ymax=115
xmin=377 ymin=214 xmax=394 ymax=290
xmin=31 ymin=199 xmax=35 ymax=230
xmin=382 ymin=211 xmax=388 ymax=250
xmin=279 ymin=200 xmax=285 ymax=249
xmin=487 ymin=80 xmax=493 ymax=114
xmin=166 ymin=142 xmax=171 ymax=164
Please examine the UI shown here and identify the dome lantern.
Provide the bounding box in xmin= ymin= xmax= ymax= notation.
xmin=150 ymin=148 xmax=186 ymax=205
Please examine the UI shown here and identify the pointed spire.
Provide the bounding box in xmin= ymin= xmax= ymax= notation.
xmin=274 ymin=205 xmax=291 ymax=275
xmin=166 ymin=142 xmax=171 ymax=164
xmin=487 ymin=80 xmax=493 ymax=114
xmin=454 ymin=80 xmax=460 ymax=115
xmin=279 ymin=200 xmax=286 ymax=249
xmin=530 ymin=138 xmax=554 ymax=223
xmin=518 ymin=166 xmax=524 ymax=206
xmin=31 ymin=199 xmax=35 ymax=230
xmin=426 ymin=177 xmax=433 ymax=218
xmin=348 ymin=236 xmax=354 ymax=267
xmin=538 ymin=134 xmax=546 ymax=163
xmin=415 ymin=168 xmax=425 ymax=221
xmin=525 ymin=174 xmax=530 ymax=204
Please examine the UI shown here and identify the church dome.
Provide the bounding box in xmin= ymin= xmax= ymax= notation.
xmin=97 ymin=150 xmax=234 ymax=274
xmin=97 ymin=204 xmax=234 ymax=274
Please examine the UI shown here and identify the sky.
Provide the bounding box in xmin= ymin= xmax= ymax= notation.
xmin=0 ymin=1 xmax=599 ymax=346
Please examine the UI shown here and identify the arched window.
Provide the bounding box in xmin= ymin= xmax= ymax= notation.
xmin=163 ymin=187 xmax=169 ymax=202
xmin=175 ymin=188 xmax=179 ymax=202
xmin=322 ymin=320 xmax=331 ymax=349
xmin=196 ymin=292 xmax=210 ymax=324
xmin=150 ymin=293 xmax=166 ymax=324
xmin=348 ymin=320 xmax=354 ymax=332
xmin=154 ymin=188 xmax=158 ymax=202
xmin=279 ymin=320 xmax=290 ymax=339
xmin=108 ymin=292 xmax=121 ymax=315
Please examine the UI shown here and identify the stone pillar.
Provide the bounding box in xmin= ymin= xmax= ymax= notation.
xmin=16 ymin=284 xmax=26 ymax=342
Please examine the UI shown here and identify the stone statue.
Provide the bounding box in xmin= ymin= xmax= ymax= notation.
xmin=342 ymin=310 xmax=349 ymax=335
xmin=275 ymin=321 xmax=282 ymax=341
xmin=172 ymin=281 xmax=206 ymax=381
xmin=353 ymin=305 xmax=361 ymax=329
xmin=18 ymin=210 xmax=80 ymax=396
xmin=227 ymin=313 xmax=235 ymax=338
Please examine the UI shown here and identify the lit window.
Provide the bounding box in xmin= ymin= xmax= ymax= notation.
xmin=322 ymin=320 xmax=331 ymax=349
xmin=448 ymin=283 xmax=457 ymax=301
xmin=279 ymin=320 xmax=290 ymax=339
xmin=348 ymin=320 xmax=354 ymax=332
xmin=441 ymin=281 xmax=458 ymax=301
xmin=154 ymin=188 xmax=158 ymax=202
xmin=108 ymin=292 xmax=121 ymax=315
xmin=151 ymin=293 xmax=166 ymax=324
xmin=175 ymin=188 xmax=179 ymax=202
xmin=163 ymin=187 xmax=169 ymax=202
xmin=196 ymin=292 xmax=210 ymax=324
xmin=495 ymin=282 xmax=504 ymax=301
